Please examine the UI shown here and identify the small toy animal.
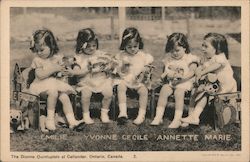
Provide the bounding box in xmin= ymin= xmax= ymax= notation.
xmin=55 ymin=56 xmax=81 ymax=82
xmin=190 ymin=73 xmax=220 ymax=108
xmin=135 ymin=64 xmax=155 ymax=89
xmin=161 ymin=65 xmax=184 ymax=86
xmin=61 ymin=56 xmax=81 ymax=70
xmin=10 ymin=109 xmax=29 ymax=133
xmin=151 ymin=65 xmax=185 ymax=89
xmin=196 ymin=73 xmax=220 ymax=95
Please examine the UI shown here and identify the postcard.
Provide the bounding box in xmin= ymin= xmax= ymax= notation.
xmin=1 ymin=0 xmax=249 ymax=162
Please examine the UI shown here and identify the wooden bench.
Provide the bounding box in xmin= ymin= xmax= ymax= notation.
xmin=12 ymin=63 xmax=241 ymax=129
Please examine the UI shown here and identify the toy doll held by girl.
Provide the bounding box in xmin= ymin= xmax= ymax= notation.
xmin=67 ymin=28 xmax=113 ymax=124
xmin=151 ymin=33 xmax=199 ymax=128
xmin=181 ymin=33 xmax=237 ymax=125
xmin=115 ymin=27 xmax=154 ymax=125
xmin=28 ymin=29 xmax=83 ymax=130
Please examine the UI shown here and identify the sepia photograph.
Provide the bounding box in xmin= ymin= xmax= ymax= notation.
xmin=1 ymin=0 xmax=249 ymax=162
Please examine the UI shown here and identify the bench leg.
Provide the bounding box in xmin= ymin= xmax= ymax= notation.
xmin=150 ymin=90 xmax=156 ymax=119
xmin=111 ymin=94 xmax=117 ymax=120
xmin=38 ymin=100 xmax=47 ymax=131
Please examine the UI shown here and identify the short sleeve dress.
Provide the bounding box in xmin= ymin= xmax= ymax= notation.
xmin=203 ymin=53 xmax=237 ymax=93
xmin=163 ymin=53 xmax=200 ymax=91
xmin=115 ymin=50 xmax=154 ymax=89
xmin=74 ymin=50 xmax=114 ymax=93
xmin=28 ymin=54 xmax=76 ymax=95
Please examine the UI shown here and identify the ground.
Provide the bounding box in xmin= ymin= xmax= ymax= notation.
xmin=10 ymin=39 xmax=241 ymax=151
xmin=11 ymin=119 xmax=241 ymax=151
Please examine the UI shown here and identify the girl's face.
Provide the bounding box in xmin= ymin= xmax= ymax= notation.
xmin=170 ymin=45 xmax=185 ymax=60
xmin=82 ymin=41 xmax=97 ymax=55
xmin=125 ymin=40 xmax=139 ymax=55
xmin=202 ymin=39 xmax=216 ymax=59
xmin=35 ymin=42 xmax=51 ymax=59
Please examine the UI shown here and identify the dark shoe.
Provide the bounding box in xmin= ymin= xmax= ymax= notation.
xmin=73 ymin=122 xmax=85 ymax=132
xmin=117 ymin=117 xmax=128 ymax=125
xmin=57 ymin=122 xmax=69 ymax=128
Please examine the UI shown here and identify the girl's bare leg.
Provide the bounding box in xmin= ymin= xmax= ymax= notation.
xmin=117 ymin=82 xmax=128 ymax=118
xmin=81 ymin=88 xmax=94 ymax=124
xmin=168 ymin=88 xmax=185 ymax=128
xmin=59 ymin=93 xmax=83 ymax=128
xmin=133 ymin=85 xmax=148 ymax=125
xmin=101 ymin=87 xmax=113 ymax=123
xmin=45 ymin=89 xmax=58 ymax=130
xmin=151 ymin=84 xmax=173 ymax=125
xmin=181 ymin=97 xmax=207 ymax=125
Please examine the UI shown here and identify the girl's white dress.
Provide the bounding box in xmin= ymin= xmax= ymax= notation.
xmin=28 ymin=54 xmax=75 ymax=95
xmin=203 ymin=53 xmax=237 ymax=93
xmin=163 ymin=53 xmax=199 ymax=91
xmin=74 ymin=50 xmax=113 ymax=93
xmin=115 ymin=51 xmax=154 ymax=89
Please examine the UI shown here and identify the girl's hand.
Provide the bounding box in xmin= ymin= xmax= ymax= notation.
xmin=124 ymin=74 xmax=134 ymax=83
xmin=194 ymin=66 xmax=204 ymax=81
xmin=167 ymin=70 xmax=176 ymax=79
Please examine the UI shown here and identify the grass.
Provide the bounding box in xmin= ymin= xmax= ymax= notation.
xmin=10 ymin=119 xmax=241 ymax=151
xmin=10 ymin=40 xmax=241 ymax=151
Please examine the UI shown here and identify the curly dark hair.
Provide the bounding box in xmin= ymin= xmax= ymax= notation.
xmin=119 ymin=27 xmax=144 ymax=50
xmin=30 ymin=29 xmax=59 ymax=56
xmin=165 ymin=33 xmax=190 ymax=54
xmin=75 ymin=28 xmax=99 ymax=54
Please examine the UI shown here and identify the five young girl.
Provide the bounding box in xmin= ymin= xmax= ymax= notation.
xmin=28 ymin=29 xmax=83 ymax=130
xmin=67 ymin=28 xmax=113 ymax=124
xmin=24 ymin=27 xmax=237 ymax=131
xmin=181 ymin=33 xmax=237 ymax=126
xmin=151 ymin=33 xmax=199 ymax=128
xmin=115 ymin=27 xmax=154 ymax=125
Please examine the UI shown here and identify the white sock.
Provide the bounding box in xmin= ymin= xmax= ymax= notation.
xmin=101 ymin=108 xmax=110 ymax=122
xmin=65 ymin=113 xmax=77 ymax=125
xmin=83 ymin=111 xmax=91 ymax=118
xmin=118 ymin=103 xmax=127 ymax=117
